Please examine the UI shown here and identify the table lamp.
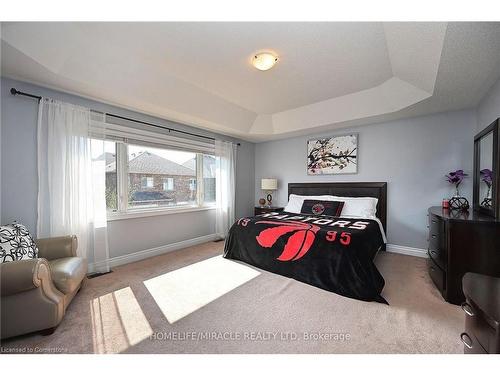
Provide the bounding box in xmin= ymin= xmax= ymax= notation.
xmin=261 ymin=178 xmax=278 ymax=207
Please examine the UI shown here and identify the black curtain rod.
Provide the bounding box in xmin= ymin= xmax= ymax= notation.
xmin=10 ymin=87 xmax=42 ymax=101
xmin=10 ymin=87 xmax=241 ymax=146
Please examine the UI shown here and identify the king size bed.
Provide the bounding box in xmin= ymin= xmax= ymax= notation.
xmin=224 ymin=182 xmax=388 ymax=303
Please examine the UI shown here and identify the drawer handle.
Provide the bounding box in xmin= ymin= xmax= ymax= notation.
xmin=460 ymin=333 xmax=473 ymax=349
xmin=431 ymin=235 xmax=437 ymax=239
xmin=431 ymin=220 xmax=437 ymax=224
xmin=430 ymin=250 xmax=438 ymax=257
xmin=461 ymin=302 xmax=475 ymax=317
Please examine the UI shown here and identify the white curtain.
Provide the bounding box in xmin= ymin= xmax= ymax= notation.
xmin=215 ymin=140 xmax=237 ymax=239
xmin=37 ymin=98 xmax=110 ymax=273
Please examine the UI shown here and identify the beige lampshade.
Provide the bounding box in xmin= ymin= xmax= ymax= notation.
xmin=261 ymin=178 xmax=278 ymax=190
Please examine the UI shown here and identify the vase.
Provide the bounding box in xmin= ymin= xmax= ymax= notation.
xmin=449 ymin=185 xmax=469 ymax=211
xmin=481 ymin=185 xmax=492 ymax=208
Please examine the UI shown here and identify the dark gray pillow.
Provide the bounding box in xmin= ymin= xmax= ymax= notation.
xmin=300 ymin=199 xmax=345 ymax=216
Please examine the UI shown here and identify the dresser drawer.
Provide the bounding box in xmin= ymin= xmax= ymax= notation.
xmin=460 ymin=331 xmax=488 ymax=354
xmin=428 ymin=214 xmax=446 ymax=269
xmin=427 ymin=256 xmax=445 ymax=293
xmin=463 ymin=300 xmax=499 ymax=353
xmin=429 ymin=214 xmax=442 ymax=235
xmin=428 ymin=248 xmax=445 ymax=270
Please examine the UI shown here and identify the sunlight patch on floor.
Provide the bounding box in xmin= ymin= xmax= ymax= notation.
xmin=143 ymin=255 xmax=260 ymax=324
xmin=90 ymin=286 xmax=153 ymax=353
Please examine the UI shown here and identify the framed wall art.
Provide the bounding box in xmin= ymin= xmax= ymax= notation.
xmin=307 ymin=134 xmax=358 ymax=175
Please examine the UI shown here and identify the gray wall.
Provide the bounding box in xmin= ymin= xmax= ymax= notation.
xmin=0 ymin=77 xmax=255 ymax=259
xmin=477 ymin=76 xmax=500 ymax=132
xmin=254 ymin=110 xmax=476 ymax=250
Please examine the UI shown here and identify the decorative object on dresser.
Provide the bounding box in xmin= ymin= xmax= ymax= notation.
xmin=445 ymin=169 xmax=470 ymax=210
xmin=474 ymin=118 xmax=499 ymax=218
xmin=460 ymin=272 xmax=500 ymax=354
xmin=254 ymin=206 xmax=284 ymax=216
xmin=480 ymin=169 xmax=493 ymax=208
xmin=261 ymin=178 xmax=278 ymax=207
xmin=258 ymin=198 xmax=267 ymax=207
xmin=307 ymin=134 xmax=358 ymax=175
xmin=427 ymin=206 xmax=500 ymax=305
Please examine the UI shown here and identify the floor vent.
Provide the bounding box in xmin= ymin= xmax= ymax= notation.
xmin=87 ymin=270 xmax=113 ymax=279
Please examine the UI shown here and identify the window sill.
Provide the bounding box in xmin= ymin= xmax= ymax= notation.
xmin=107 ymin=205 xmax=216 ymax=221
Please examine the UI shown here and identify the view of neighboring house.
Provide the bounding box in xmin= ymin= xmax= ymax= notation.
xmin=183 ymin=155 xmax=216 ymax=203
xmin=102 ymin=151 xmax=216 ymax=210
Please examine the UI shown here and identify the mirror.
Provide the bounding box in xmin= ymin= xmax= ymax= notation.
xmin=478 ymin=131 xmax=493 ymax=208
xmin=473 ymin=118 xmax=499 ymax=218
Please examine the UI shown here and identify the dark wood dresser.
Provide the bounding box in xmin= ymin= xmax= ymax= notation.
xmin=461 ymin=273 xmax=500 ymax=354
xmin=427 ymin=206 xmax=500 ymax=305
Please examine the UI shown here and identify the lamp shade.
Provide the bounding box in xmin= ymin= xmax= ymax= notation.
xmin=261 ymin=178 xmax=278 ymax=190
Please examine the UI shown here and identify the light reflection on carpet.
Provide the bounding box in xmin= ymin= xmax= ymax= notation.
xmin=144 ymin=256 xmax=260 ymax=323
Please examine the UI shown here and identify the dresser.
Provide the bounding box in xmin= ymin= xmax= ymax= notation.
xmin=427 ymin=206 xmax=500 ymax=305
xmin=461 ymin=273 xmax=500 ymax=354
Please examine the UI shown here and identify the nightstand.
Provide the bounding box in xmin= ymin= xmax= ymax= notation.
xmin=254 ymin=206 xmax=284 ymax=216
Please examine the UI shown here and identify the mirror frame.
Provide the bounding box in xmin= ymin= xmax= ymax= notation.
xmin=473 ymin=118 xmax=499 ymax=218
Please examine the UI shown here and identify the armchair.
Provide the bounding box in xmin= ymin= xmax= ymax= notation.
xmin=0 ymin=235 xmax=87 ymax=339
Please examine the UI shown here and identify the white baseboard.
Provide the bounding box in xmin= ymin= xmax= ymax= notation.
xmin=88 ymin=236 xmax=426 ymax=273
xmin=88 ymin=233 xmax=219 ymax=273
xmin=386 ymin=244 xmax=428 ymax=258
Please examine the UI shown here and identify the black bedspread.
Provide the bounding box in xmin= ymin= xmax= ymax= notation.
xmin=223 ymin=211 xmax=386 ymax=303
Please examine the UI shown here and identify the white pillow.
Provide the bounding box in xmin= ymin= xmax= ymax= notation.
xmin=330 ymin=196 xmax=378 ymax=218
xmin=0 ymin=222 xmax=39 ymax=263
xmin=284 ymin=194 xmax=378 ymax=218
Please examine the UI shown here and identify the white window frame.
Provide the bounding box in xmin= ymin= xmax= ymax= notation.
xmin=163 ymin=177 xmax=174 ymax=191
xmin=99 ymin=126 xmax=217 ymax=220
xmin=141 ymin=176 xmax=154 ymax=189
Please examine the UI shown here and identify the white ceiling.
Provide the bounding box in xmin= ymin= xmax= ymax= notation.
xmin=2 ymin=22 xmax=500 ymax=142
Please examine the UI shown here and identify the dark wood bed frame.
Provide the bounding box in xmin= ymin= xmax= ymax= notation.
xmin=288 ymin=182 xmax=388 ymax=248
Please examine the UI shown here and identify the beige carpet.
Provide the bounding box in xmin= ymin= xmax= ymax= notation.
xmin=0 ymin=242 xmax=464 ymax=354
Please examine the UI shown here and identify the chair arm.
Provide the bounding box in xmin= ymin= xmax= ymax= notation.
xmin=36 ymin=235 xmax=78 ymax=260
xmin=1 ymin=258 xmax=52 ymax=297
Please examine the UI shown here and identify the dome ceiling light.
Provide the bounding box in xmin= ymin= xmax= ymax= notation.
xmin=252 ymin=52 xmax=278 ymax=71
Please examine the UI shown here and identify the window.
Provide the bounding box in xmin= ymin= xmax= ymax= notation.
xmin=189 ymin=178 xmax=196 ymax=191
xmin=92 ymin=140 xmax=118 ymax=211
xmin=141 ymin=177 xmax=154 ymax=189
xmin=98 ymin=138 xmax=215 ymax=216
xmin=203 ymin=155 xmax=216 ymax=204
xmin=127 ymin=145 xmax=197 ymax=209
xmin=163 ymin=178 xmax=174 ymax=191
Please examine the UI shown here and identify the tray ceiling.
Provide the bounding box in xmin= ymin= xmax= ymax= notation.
xmin=2 ymin=22 xmax=500 ymax=141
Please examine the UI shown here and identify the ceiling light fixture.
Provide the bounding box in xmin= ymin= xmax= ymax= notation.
xmin=252 ymin=52 xmax=278 ymax=71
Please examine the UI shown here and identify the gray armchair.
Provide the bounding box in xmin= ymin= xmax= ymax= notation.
xmin=0 ymin=235 xmax=87 ymax=339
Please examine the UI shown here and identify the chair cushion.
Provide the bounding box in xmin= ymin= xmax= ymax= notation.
xmin=0 ymin=222 xmax=38 ymax=263
xmin=49 ymin=257 xmax=86 ymax=295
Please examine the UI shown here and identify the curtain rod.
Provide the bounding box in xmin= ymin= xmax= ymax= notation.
xmin=10 ymin=87 xmax=241 ymax=146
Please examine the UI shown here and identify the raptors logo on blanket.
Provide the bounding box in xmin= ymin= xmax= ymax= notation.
xmin=255 ymin=220 xmax=320 ymax=261
xmin=224 ymin=211 xmax=387 ymax=304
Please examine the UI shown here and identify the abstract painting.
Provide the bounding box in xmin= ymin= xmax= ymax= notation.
xmin=307 ymin=134 xmax=358 ymax=175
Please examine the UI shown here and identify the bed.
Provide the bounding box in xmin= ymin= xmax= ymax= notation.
xmin=223 ymin=182 xmax=388 ymax=303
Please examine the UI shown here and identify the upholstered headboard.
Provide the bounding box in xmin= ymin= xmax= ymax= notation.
xmin=287 ymin=182 xmax=387 ymax=234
